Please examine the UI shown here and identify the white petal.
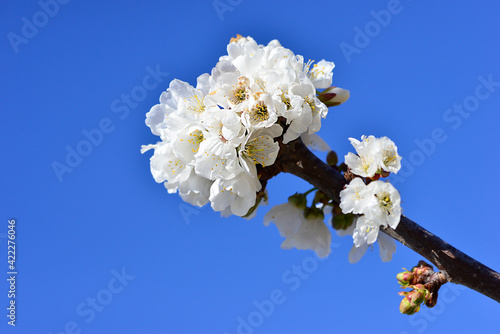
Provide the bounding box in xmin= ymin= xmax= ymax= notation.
xmin=378 ymin=231 xmax=396 ymax=262
xmin=264 ymin=203 xmax=304 ymax=237
xmin=281 ymin=217 xmax=332 ymax=258
xmin=145 ymin=104 xmax=170 ymax=136
xmin=300 ymin=133 xmax=331 ymax=152
xmin=348 ymin=244 xmax=368 ymax=264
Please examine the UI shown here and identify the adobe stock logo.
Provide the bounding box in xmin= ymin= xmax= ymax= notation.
xmin=7 ymin=0 xmax=72 ymax=54
xmin=213 ymin=0 xmax=243 ymax=21
xmin=224 ymin=242 xmax=340 ymax=334
xmin=339 ymin=0 xmax=406 ymax=63
xmin=49 ymin=267 xmax=135 ymax=334
xmin=391 ymin=74 xmax=500 ymax=186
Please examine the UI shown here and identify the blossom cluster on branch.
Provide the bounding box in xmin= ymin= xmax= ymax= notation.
xmin=142 ymin=35 xmax=346 ymax=218
xmin=142 ymin=35 xmax=404 ymax=261
xmin=337 ymin=135 xmax=403 ymax=262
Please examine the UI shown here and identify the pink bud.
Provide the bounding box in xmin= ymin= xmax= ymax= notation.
xmin=317 ymin=86 xmax=350 ymax=107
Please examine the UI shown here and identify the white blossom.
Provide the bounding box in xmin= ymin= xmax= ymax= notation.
xmin=346 ymin=135 xmax=402 ymax=177
xmin=353 ymin=215 xmax=380 ymax=247
xmin=194 ymin=135 xmax=241 ymax=181
xmin=376 ymin=136 xmax=402 ymax=173
xmin=304 ymin=59 xmax=335 ymax=89
xmin=365 ymin=180 xmax=401 ymax=229
xmin=281 ymin=214 xmax=332 ymax=258
xmin=335 ymin=217 xmax=396 ymax=263
xmin=339 ymin=179 xmax=401 ymax=246
xmin=147 ymin=141 xmax=190 ymax=185
xmin=264 ymin=202 xmax=331 ymax=258
xmin=210 ymin=172 xmax=262 ymax=216
xmin=264 ymin=202 xmax=305 ymax=238
xmin=238 ymin=125 xmax=282 ymax=177
xmin=240 ymin=92 xmax=278 ymax=130
xmin=339 ymin=177 xmax=372 ymax=214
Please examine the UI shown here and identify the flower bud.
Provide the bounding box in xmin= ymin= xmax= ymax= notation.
xmin=396 ymin=270 xmax=414 ymax=287
xmin=326 ymin=151 xmax=338 ymax=167
xmin=317 ymin=86 xmax=350 ymax=107
xmin=408 ymin=284 xmax=430 ymax=305
xmin=313 ymin=190 xmax=330 ymax=205
xmin=412 ymin=266 xmax=427 ymax=276
xmin=332 ymin=204 xmax=342 ymax=215
xmin=334 ymin=213 xmax=355 ymax=230
xmin=305 ymin=206 xmax=324 ymax=220
xmin=288 ymin=193 xmax=307 ymax=210
xmin=399 ymin=297 xmax=420 ymax=315
xmin=338 ymin=162 xmax=348 ymax=173
xmin=380 ymin=170 xmax=390 ymax=178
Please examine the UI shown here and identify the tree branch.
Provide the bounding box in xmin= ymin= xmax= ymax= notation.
xmin=275 ymin=138 xmax=500 ymax=303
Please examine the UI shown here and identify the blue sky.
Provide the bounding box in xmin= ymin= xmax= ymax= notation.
xmin=1 ymin=0 xmax=499 ymax=333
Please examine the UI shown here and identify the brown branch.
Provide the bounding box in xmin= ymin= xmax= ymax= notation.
xmin=273 ymin=138 xmax=500 ymax=303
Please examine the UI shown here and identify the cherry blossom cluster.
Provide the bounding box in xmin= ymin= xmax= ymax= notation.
xmin=339 ymin=135 xmax=402 ymax=261
xmin=142 ymin=35 xmax=344 ymax=217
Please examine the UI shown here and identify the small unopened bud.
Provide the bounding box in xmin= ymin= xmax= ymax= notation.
xmin=326 ymin=151 xmax=338 ymax=167
xmin=399 ymin=297 xmax=420 ymax=315
xmin=380 ymin=170 xmax=390 ymax=178
xmin=397 ymin=270 xmax=414 ymax=287
xmin=332 ymin=213 xmax=354 ymax=230
xmin=410 ymin=285 xmax=429 ymax=305
xmin=338 ymin=162 xmax=348 ymax=173
xmin=412 ymin=266 xmax=427 ymax=276
xmin=305 ymin=206 xmax=324 ymax=220
xmin=288 ymin=193 xmax=307 ymax=210
xmin=317 ymin=86 xmax=350 ymax=107
xmin=313 ymin=190 xmax=330 ymax=205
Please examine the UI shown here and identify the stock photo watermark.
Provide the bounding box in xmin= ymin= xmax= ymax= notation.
xmin=339 ymin=0 xmax=409 ymax=64
xmin=224 ymin=242 xmax=340 ymax=334
xmin=213 ymin=0 xmax=243 ymax=21
xmin=7 ymin=0 xmax=73 ymax=54
xmin=178 ymin=203 xmax=201 ymax=225
xmin=51 ymin=65 xmax=169 ymax=182
xmin=391 ymin=74 xmax=500 ymax=186
xmin=6 ymin=219 xmax=17 ymax=327
xmin=48 ymin=267 xmax=135 ymax=334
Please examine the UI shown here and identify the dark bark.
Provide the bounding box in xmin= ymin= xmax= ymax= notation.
xmin=274 ymin=138 xmax=500 ymax=303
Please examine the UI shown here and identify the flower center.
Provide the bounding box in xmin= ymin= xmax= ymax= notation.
xmin=383 ymin=148 xmax=397 ymax=165
xmin=185 ymin=94 xmax=205 ymax=114
xmin=361 ymin=155 xmax=373 ymax=173
xmin=309 ymin=63 xmax=326 ymax=80
xmin=378 ymin=192 xmax=393 ymax=215
xmin=281 ymin=93 xmax=291 ymax=110
xmin=305 ymin=96 xmax=317 ymax=113
xmin=251 ymin=102 xmax=269 ymax=122
xmin=242 ymin=138 xmax=265 ymax=165
xmin=229 ymin=87 xmax=247 ymax=105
